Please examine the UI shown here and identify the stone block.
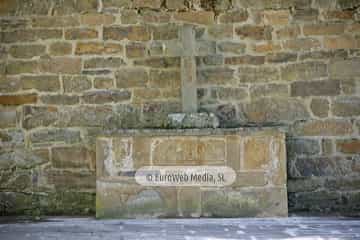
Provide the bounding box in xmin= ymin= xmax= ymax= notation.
xmin=65 ymin=28 xmax=98 ymax=40
xmin=29 ymin=128 xmax=81 ymax=146
xmin=310 ymin=98 xmax=329 ymax=118
xmin=197 ymin=67 xmax=235 ymax=85
xmin=52 ymin=146 xmax=95 ymax=170
xmin=225 ymin=55 xmax=265 ymax=65
xmin=0 ymin=93 xmax=38 ymax=106
xmin=238 ymin=66 xmax=280 ymax=83
xmin=0 ymin=107 xmax=18 ymax=128
xmin=174 ymin=11 xmax=214 ymax=25
xmin=291 ymin=80 xmax=340 ymax=97
xmin=332 ymin=97 xmax=360 ymax=117
xmin=103 ymin=26 xmax=151 ymax=41
xmin=8 ymin=44 xmax=45 ymax=59
xmin=96 ymin=129 xmax=287 ymax=218
xmin=281 ymin=62 xmax=327 ymax=81
xmin=63 ymin=76 xmax=91 ymax=93
xmin=84 ymin=57 xmax=125 ymax=69
xmin=49 ymin=42 xmax=72 ymax=56
xmin=40 ymin=95 xmax=79 ymax=105
xmin=217 ymin=42 xmax=246 ymax=54
xmin=22 ymin=105 xmax=58 ymax=129
xmin=116 ymin=68 xmax=148 ymax=88
xmin=125 ymin=43 xmax=146 ymax=58
xmin=219 ymin=10 xmax=248 ymax=23
xmin=39 ymin=57 xmax=81 ymax=74
xmin=235 ymin=25 xmax=272 ymax=40
xmin=292 ymin=120 xmax=354 ymax=136
xmin=21 ymin=75 xmax=60 ymax=92
xmin=242 ymin=98 xmax=309 ymax=123
xmin=75 ymin=42 xmax=123 ymax=55
xmin=336 ymin=139 xmax=360 ymax=154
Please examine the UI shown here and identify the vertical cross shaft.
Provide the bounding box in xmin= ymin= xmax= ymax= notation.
xmin=181 ymin=25 xmax=197 ymax=113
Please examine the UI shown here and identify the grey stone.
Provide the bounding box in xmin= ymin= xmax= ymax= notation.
xmin=167 ymin=112 xmax=220 ymax=129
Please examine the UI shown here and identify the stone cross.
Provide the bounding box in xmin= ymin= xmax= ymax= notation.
xmin=180 ymin=25 xmax=197 ymax=113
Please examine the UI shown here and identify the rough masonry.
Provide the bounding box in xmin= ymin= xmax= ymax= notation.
xmin=0 ymin=0 xmax=359 ymax=216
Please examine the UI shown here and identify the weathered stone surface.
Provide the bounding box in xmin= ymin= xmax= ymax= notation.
xmin=238 ymin=66 xmax=280 ymax=83
xmin=152 ymin=24 xmax=179 ymax=40
xmin=1 ymin=29 xmax=62 ymax=43
xmin=242 ymin=98 xmax=309 ymax=123
xmin=29 ymin=128 xmax=81 ymax=146
xmin=81 ymin=90 xmax=131 ymax=104
xmin=263 ymin=10 xmax=290 ymax=25
xmin=207 ymin=24 xmax=233 ymax=39
xmin=65 ymin=28 xmax=98 ymax=40
xmin=126 ymin=43 xmax=146 ymax=58
xmin=292 ymin=120 xmax=354 ymax=136
xmin=149 ymin=70 xmax=180 ymax=88
xmin=303 ymin=23 xmax=344 ymax=36
xmin=219 ymin=9 xmax=248 ymax=23
xmin=40 ymin=95 xmax=79 ymax=105
xmin=287 ymin=138 xmax=321 ymax=158
xmin=217 ymin=42 xmax=246 ymax=54
xmin=211 ymin=87 xmax=248 ymax=101
xmin=94 ymin=77 xmax=113 ymax=89
xmin=0 ymin=107 xmax=18 ymax=128
xmin=0 ymin=148 xmax=48 ymax=170
xmin=63 ymin=76 xmax=92 ymax=93
xmin=5 ymin=61 xmax=39 ymax=75
xmin=22 ymin=105 xmax=58 ymax=129
xmin=233 ymin=0 xmax=311 ymax=9
xmin=250 ymin=84 xmax=289 ymax=99
xmin=49 ymin=42 xmax=72 ymax=56
xmin=243 ymin=137 xmax=270 ymax=170
xmin=235 ymin=25 xmax=272 ymax=40
xmin=202 ymin=188 xmax=287 ymax=217
xmin=174 ymin=11 xmax=214 ymax=25
xmin=336 ymin=139 xmax=360 ymax=154
xmin=310 ymin=98 xmax=329 ymax=118
xmin=332 ymin=97 xmax=360 ymax=117
xmin=104 ymin=26 xmax=151 ymax=41
xmin=84 ymin=57 xmax=125 ymax=69
xmin=8 ymin=44 xmax=46 ymax=58
xmin=275 ymin=26 xmax=299 ymax=40
xmin=134 ymin=57 xmax=180 ymax=68
xmin=329 ymin=59 xmax=360 ymax=78
xmin=197 ymin=67 xmax=235 ymax=85
xmin=225 ymin=55 xmax=265 ymax=65
xmin=75 ymin=42 xmax=123 ymax=55
xmin=292 ymin=8 xmax=319 ymax=22
xmin=80 ymin=14 xmax=115 ymax=26
xmin=52 ymin=146 xmax=95 ymax=169
xmin=283 ymin=38 xmax=321 ymax=51
xmin=21 ymin=75 xmax=60 ymax=92
xmin=115 ymin=68 xmax=148 ymax=88
xmin=291 ymin=80 xmax=340 ymax=97
xmin=0 ymin=129 xmax=24 ymax=148
xmin=45 ymin=170 xmax=95 ymax=190
xmin=0 ymin=93 xmax=38 ymax=105
xmin=96 ymin=129 xmax=287 ymax=218
xmin=291 ymin=156 xmax=352 ymax=177
xmin=167 ymin=113 xmax=219 ymax=129
xmin=39 ymin=57 xmax=81 ymax=74
xmin=281 ymin=62 xmax=328 ymax=81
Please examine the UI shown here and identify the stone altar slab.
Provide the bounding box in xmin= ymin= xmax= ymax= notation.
xmin=96 ymin=128 xmax=288 ymax=218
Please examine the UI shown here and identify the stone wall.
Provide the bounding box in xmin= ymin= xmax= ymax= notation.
xmin=0 ymin=0 xmax=359 ymax=216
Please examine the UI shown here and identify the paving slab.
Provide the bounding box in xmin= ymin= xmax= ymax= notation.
xmin=0 ymin=217 xmax=359 ymax=240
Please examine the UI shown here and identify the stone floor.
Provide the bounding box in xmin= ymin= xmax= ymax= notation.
xmin=0 ymin=217 xmax=359 ymax=239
